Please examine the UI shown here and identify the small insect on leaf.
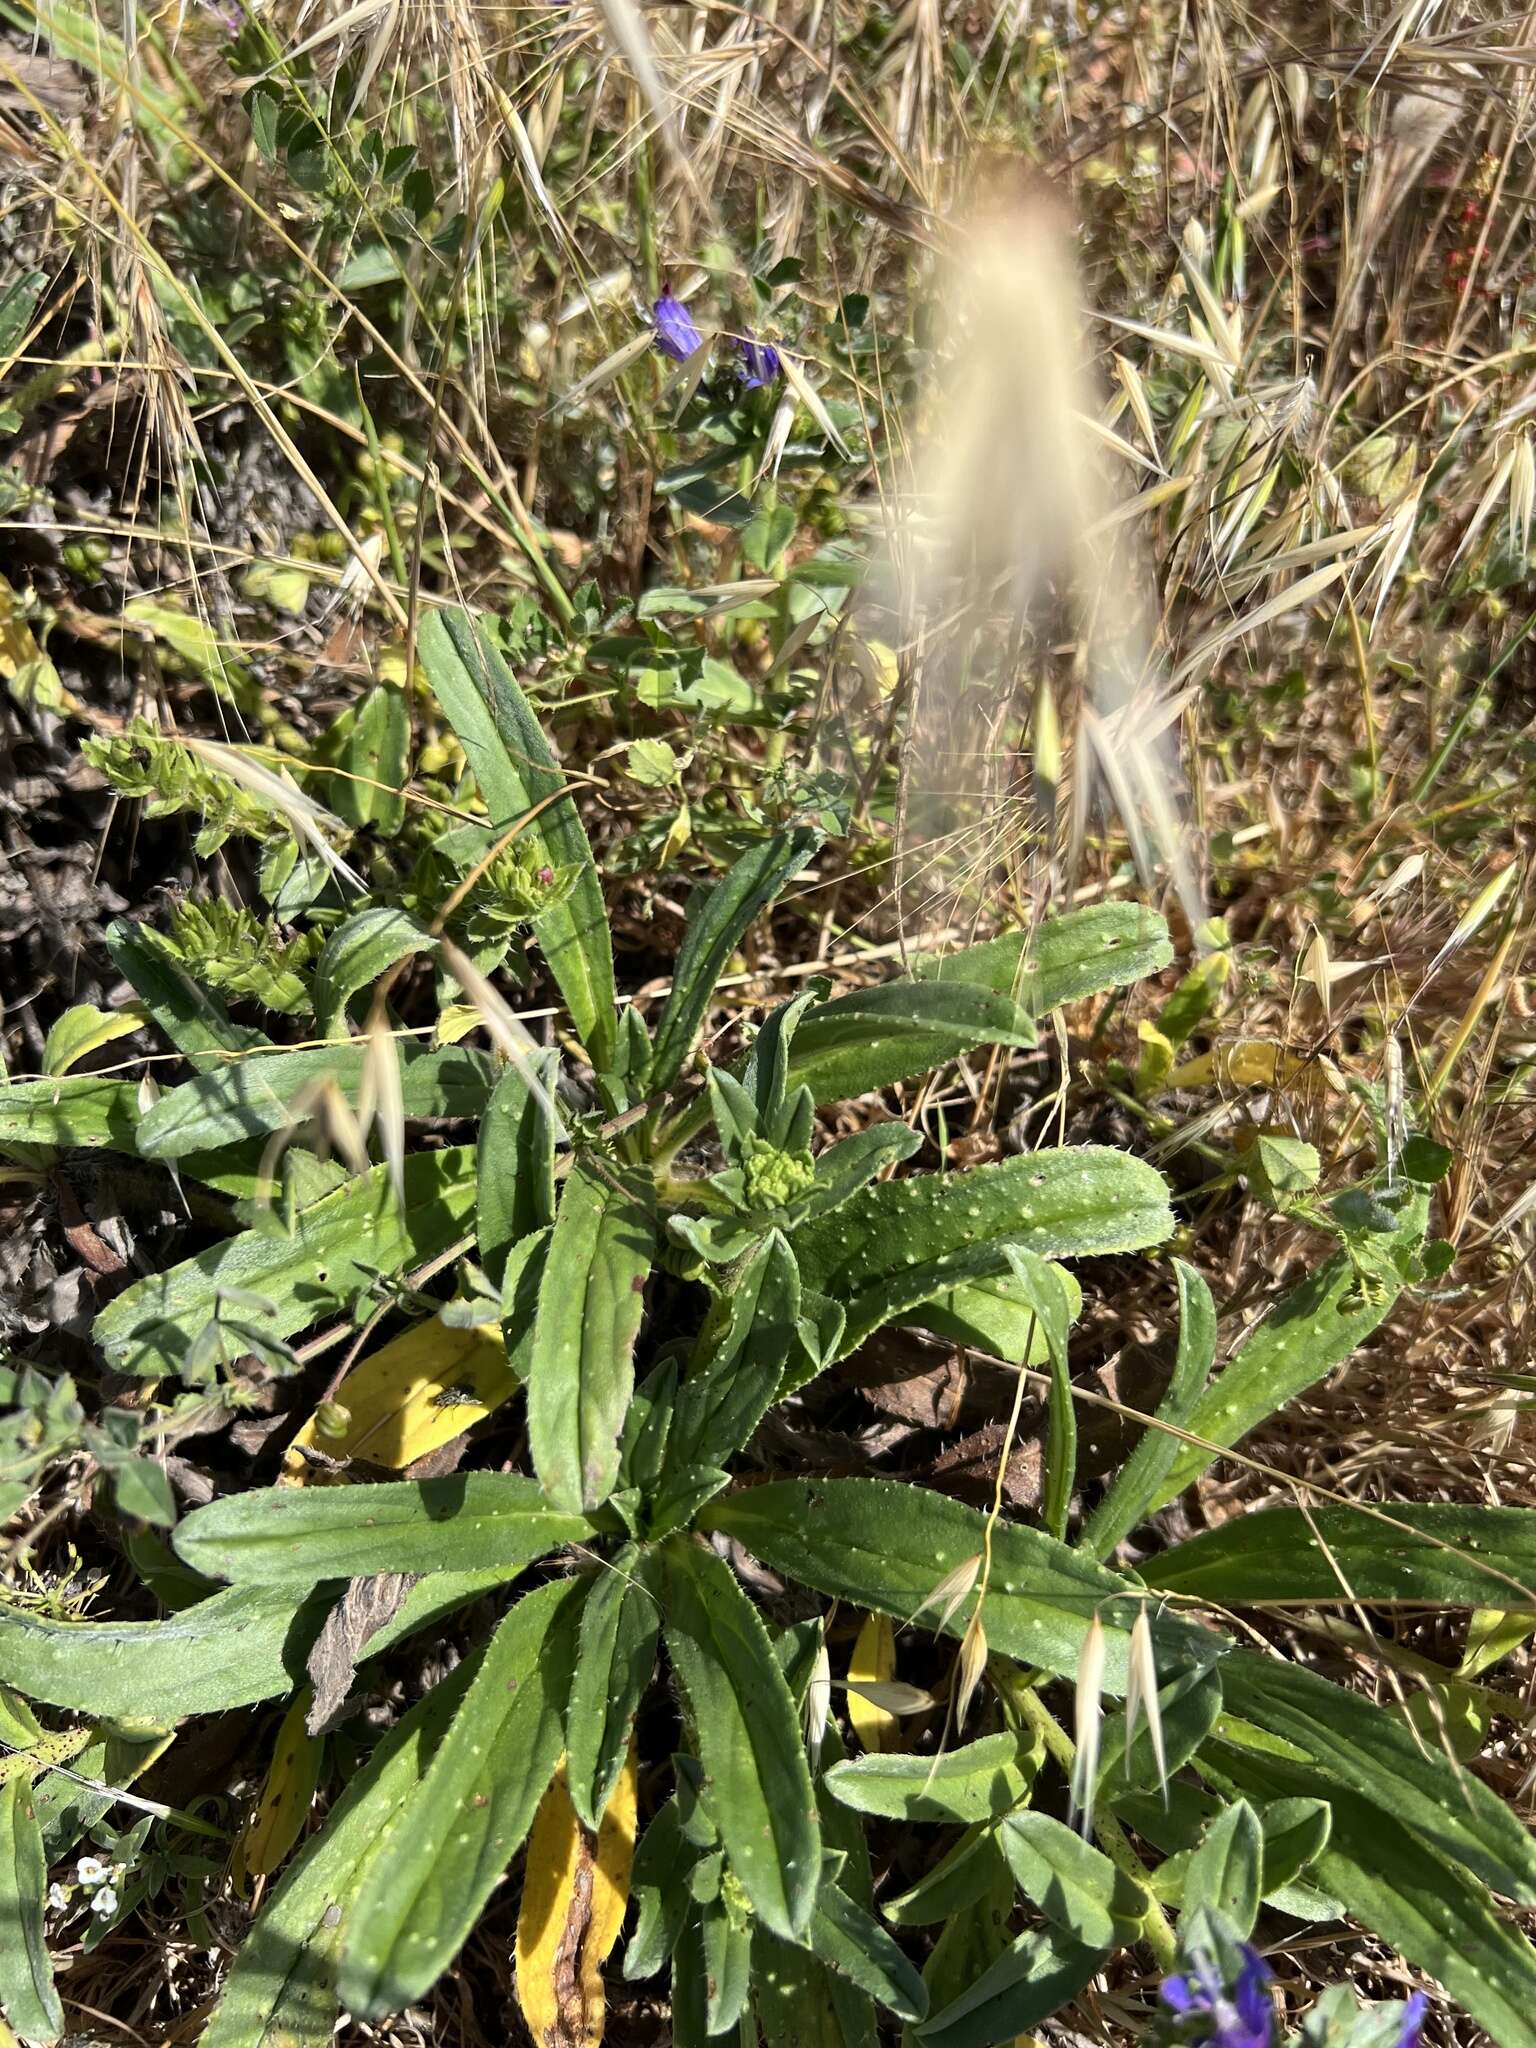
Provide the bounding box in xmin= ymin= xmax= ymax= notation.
xmin=283 ymin=1317 xmax=518 ymax=1483
xmin=847 ymin=1612 xmax=901 ymax=1754
xmin=516 ymin=1751 xmax=638 ymax=2048
xmin=231 ymin=1688 xmax=324 ymax=1894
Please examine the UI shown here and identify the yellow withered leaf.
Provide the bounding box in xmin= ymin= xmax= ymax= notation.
xmin=848 ymin=1611 xmax=901 ymax=1753
xmin=0 ymin=572 xmax=76 ymax=714
xmin=282 ymin=1316 xmax=518 ymax=1484
xmin=231 ymin=1689 xmax=322 ymax=1894
xmin=1167 ymin=1038 xmax=1340 ymax=1097
xmin=517 ymin=1752 xmax=638 ymax=2048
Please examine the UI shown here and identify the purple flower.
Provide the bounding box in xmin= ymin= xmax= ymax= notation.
xmin=1395 ymin=1993 xmax=1428 ymax=2048
xmin=653 ymin=288 xmax=703 ymax=362
xmin=1161 ymin=1942 xmax=1274 ymax=2048
xmin=735 ymin=337 xmax=781 ymax=389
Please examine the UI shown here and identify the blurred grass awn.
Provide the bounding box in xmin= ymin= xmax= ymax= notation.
xmin=1068 ymin=1612 xmax=1107 ymax=1836
xmin=180 ymin=737 xmax=363 ymax=892
xmin=438 ymin=938 xmax=569 ymax=1144
xmin=895 ymin=161 xmax=1201 ymax=944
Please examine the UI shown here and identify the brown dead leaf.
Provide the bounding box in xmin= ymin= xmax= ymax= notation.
xmin=305 ymin=1573 xmax=417 ymax=1733
xmin=928 ymin=1423 xmax=1042 ymax=1509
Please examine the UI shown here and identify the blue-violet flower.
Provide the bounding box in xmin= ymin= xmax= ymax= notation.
xmin=1161 ymin=1941 xmax=1275 ymax=2048
xmin=736 ymin=336 xmax=781 ymax=388
xmin=653 ymin=288 xmax=703 ymax=362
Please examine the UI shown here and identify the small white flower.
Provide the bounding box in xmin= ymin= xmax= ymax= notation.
xmin=90 ymin=1886 xmax=117 ymax=1918
xmin=47 ymin=1883 xmax=68 ymax=1912
xmin=75 ymin=1856 xmax=108 ymax=1887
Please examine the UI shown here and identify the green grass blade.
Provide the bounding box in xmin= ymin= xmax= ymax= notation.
xmin=1081 ymin=1258 xmax=1215 ymax=1559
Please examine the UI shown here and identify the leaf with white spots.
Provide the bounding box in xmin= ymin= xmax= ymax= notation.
xmin=791 ymin=1146 xmax=1172 ymax=1311
xmin=527 ymin=1157 xmax=655 ymax=1514
xmin=1150 ymin=1186 xmax=1429 ymax=1509
xmin=782 ymin=981 xmax=1038 ymax=1108
xmin=204 ymin=1659 xmax=474 ymax=2048
xmin=176 ymin=1473 xmax=593 ymax=1586
xmin=339 ymin=1579 xmax=581 ymax=2017
xmin=698 ymin=1478 xmax=1210 ymax=1689
xmin=908 ymin=903 xmax=1172 ymax=1009
xmin=648 ymin=1537 xmax=820 ymax=1941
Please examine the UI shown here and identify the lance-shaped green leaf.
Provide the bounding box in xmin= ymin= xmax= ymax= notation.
xmin=796 ymin=1122 xmax=923 ymax=1221
xmin=310 ymin=906 xmax=435 ymax=1036
xmin=698 ymin=1478 xmax=1206 ymax=1689
xmin=0 ymin=1777 xmax=63 ymax=2043
xmin=703 ymin=1897 xmax=753 ymax=2035
xmin=625 ymin=1796 xmax=698 ymax=1981
xmin=885 ymin=1828 xmax=1016 ymax=1929
xmin=320 ymin=681 xmax=409 ymax=834
xmin=827 ymin=1245 xmax=1078 ymax=1376
xmin=95 ymin=1147 xmax=479 ymax=1378
xmin=1144 ymin=1502 xmax=1536 ymax=1608
xmin=742 ymin=986 xmax=822 ymax=1132
xmin=792 ymin=1146 xmax=1172 ymax=1303
xmin=1115 ymin=1782 xmax=1333 ymax=1912
xmin=833 ymin=1244 xmax=1027 ymax=1360
xmin=1152 ymin=1188 xmax=1429 ymax=1508
xmin=476 ymin=1049 xmax=560 ymax=1285
xmin=808 ymin=1882 xmax=928 ymax=2024
xmin=650 ymin=1538 xmax=820 ymax=1941
xmin=0 ymin=1584 xmax=319 ymax=1717
xmin=781 ymin=981 xmax=1036 ymax=1108
xmin=999 ymin=1812 xmax=1149 ymax=1949
xmin=1253 ymin=1797 xmax=1331 ymax=1898
xmin=1207 ymin=1740 xmax=1536 ymax=2048
xmin=755 ymin=1924 xmax=880 ymax=2048
xmin=565 ymin=1549 xmax=660 ymax=1830
xmin=917 ymin=1925 xmax=1105 ymax=2048
xmin=527 ymin=1157 xmax=654 ymax=1513
xmin=1220 ymin=1651 xmax=1536 ymax=1902
xmin=0 ymin=1075 xmax=139 ymax=1154
xmin=419 ymin=609 xmax=616 ymax=1069
xmin=905 ymin=1846 xmax=1015 ymax=2048
xmin=135 ymin=1043 xmax=492 ymax=1159
xmin=1181 ymin=1799 xmax=1263 ymax=1938
xmin=1081 ymin=1259 xmax=1215 ymax=1559
xmin=666 ymin=1233 xmax=803 ymax=1475
xmin=650 ymin=830 xmax=820 ymax=1089
xmin=175 ymin=1473 xmax=592 ymax=1587
xmin=106 ymin=916 xmax=271 ymax=1067
xmin=0 ymin=1571 xmax=502 ymax=1721
xmin=340 ymin=1578 xmax=580 ymax=2016
xmin=1003 ymin=1248 xmax=1076 ymax=1540
xmin=825 ymin=1734 xmax=1029 ymax=1826
xmin=917 ymin=1262 xmax=1081 ymax=1368
xmin=204 ymin=1658 xmax=472 ymax=2048
xmin=910 ymin=902 xmax=1172 ymax=1009
xmin=43 ymin=1004 xmax=144 ymax=1079
xmin=668 ymin=1909 xmax=713 ymax=2047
